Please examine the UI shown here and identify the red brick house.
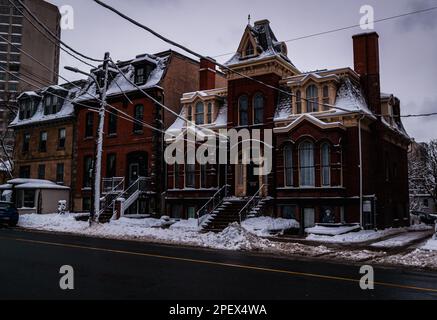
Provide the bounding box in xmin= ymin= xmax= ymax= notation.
xmin=73 ymin=50 xmax=226 ymax=216
xmin=164 ymin=20 xmax=410 ymax=231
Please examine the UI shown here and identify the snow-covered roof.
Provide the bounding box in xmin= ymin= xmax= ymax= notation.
xmin=274 ymin=76 xmax=371 ymax=121
xmin=10 ymin=81 xmax=88 ymax=128
xmin=165 ymin=99 xmax=228 ymax=141
xmin=15 ymin=182 xmax=69 ymax=190
xmin=76 ymin=53 xmax=169 ymax=102
xmin=332 ymin=77 xmax=372 ymax=115
xmin=6 ymin=178 xmax=69 ymax=190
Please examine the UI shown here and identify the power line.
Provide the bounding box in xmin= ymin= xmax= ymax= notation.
xmin=14 ymin=0 xmax=103 ymax=64
xmin=93 ymin=0 xmax=354 ymax=115
xmin=212 ymin=6 xmax=437 ymax=58
xmin=7 ymin=0 xmax=97 ymax=69
xmin=94 ymin=1 xmax=437 ymax=121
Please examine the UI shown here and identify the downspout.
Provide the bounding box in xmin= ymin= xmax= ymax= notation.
xmin=358 ymin=113 xmax=365 ymax=229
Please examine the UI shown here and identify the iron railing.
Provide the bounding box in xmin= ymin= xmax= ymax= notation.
xmin=196 ymin=184 xmax=229 ymax=226
xmin=102 ymin=177 xmax=125 ymax=194
xmin=238 ymin=184 xmax=265 ymax=223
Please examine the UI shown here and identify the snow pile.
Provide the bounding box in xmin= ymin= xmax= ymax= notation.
xmin=307 ymin=228 xmax=404 ymax=244
xmin=421 ymin=238 xmax=437 ymax=251
xmin=376 ymin=249 xmax=437 ymax=269
xmin=169 ymin=218 xmax=200 ymax=231
xmin=330 ymin=249 xmax=386 ymax=262
xmin=370 ymin=231 xmax=433 ymax=248
xmin=242 ymin=217 xmax=299 ymax=236
xmin=305 ymin=224 xmax=361 ymax=236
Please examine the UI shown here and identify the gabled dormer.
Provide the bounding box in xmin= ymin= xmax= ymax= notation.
xmin=131 ymin=54 xmax=157 ymax=85
xmin=42 ymin=85 xmax=68 ymax=115
xmin=17 ymin=91 xmax=41 ymax=120
xmin=91 ymin=65 xmax=119 ymax=93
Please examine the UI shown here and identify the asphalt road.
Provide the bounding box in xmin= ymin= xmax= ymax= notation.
xmin=0 ymin=227 xmax=437 ymax=300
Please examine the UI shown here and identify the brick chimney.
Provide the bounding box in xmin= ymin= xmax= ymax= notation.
xmin=352 ymin=32 xmax=381 ymax=115
xmin=199 ymin=57 xmax=216 ymax=91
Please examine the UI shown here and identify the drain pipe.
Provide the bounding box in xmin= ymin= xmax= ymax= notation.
xmin=358 ymin=113 xmax=365 ymax=229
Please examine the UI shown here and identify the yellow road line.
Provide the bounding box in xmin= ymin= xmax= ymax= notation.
xmin=3 ymin=236 xmax=437 ymax=294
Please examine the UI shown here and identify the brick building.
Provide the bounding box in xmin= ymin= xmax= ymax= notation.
xmin=165 ymin=20 xmax=410 ymax=231
xmin=74 ymin=50 xmax=226 ymax=215
xmin=8 ymin=80 xmax=87 ymax=209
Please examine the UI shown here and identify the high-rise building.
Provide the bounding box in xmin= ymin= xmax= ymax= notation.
xmin=0 ymin=0 xmax=60 ymax=160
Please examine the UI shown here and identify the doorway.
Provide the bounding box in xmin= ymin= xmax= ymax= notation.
xmin=303 ymin=208 xmax=315 ymax=228
xmin=126 ymin=151 xmax=148 ymax=185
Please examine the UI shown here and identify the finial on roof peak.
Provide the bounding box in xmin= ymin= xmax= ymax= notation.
xmin=248 ymin=14 xmax=251 ymax=25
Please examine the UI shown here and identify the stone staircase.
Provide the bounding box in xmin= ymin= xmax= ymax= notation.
xmin=202 ymin=198 xmax=247 ymax=232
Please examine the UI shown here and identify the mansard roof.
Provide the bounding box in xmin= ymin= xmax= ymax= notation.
xmin=224 ymin=19 xmax=298 ymax=71
xmin=10 ymin=80 xmax=88 ymax=128
xmin=76 ymin=52 xmax=170 ymax=103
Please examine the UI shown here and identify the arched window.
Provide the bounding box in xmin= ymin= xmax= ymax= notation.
xmin=299 ymin=141 xmax=315 ymax=187
xmin=296 ymin=90 xmax=302 ymax=114
xmin=321 ymin=143 xmax=331 ymax=186
xmin=195 ymin=102 xmax=204 ymax=125
xmin=322 ymin=85 xmax=329 ymax=110
xmin=283 ymin=144 xmax=293 ymax=187
xmin=187 ymin=106 xmax=192 ymax=122
xmin=245 ymin=42 xmax=254 ymax=56
xmin=253 ymin=93 xmax=264 ymax=124
xmin=238 ymin=95 xmax=248 ymax=126
xmin=207 ymin=103 xmax=212 ymax=123
xmin=185 ymin=163 xmax=195 ymax=188
xmin=306 ymin=85 xmax=318 ymax=113
xmin=133 ymin=104 xmax=144 ymax=133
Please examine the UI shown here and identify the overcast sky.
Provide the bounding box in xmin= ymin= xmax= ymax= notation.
xmin=46 ymin=0 xmax=437 ymax=142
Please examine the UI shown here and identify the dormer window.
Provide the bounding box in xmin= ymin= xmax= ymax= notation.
xmin=134 ymin=64 xmax=154 ymax=85
xmin=44 ymin=94 xmax=60 ymax=115
xmin=195 ymin=102 xmax=204 ymax=125
xmin=19 ymin=98 xmax=34 ymax=120
xmin=245 ymin=42 xmax=254 ymax=57
xmin=135 ymin=67 xmax=145 ymax=84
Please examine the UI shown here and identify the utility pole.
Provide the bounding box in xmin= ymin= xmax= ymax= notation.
xmin=92 ymin=51 xmax=110 ymax=224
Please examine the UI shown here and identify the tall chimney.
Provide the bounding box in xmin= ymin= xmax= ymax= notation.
xmin=352 ymin=32 xmax=381 ymax=115
xmin=199 ymin=57 xmax=216 ymax=91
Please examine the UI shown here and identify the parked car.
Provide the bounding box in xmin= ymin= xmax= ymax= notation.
xmin=0 ymin=201 xmax=19 ymax=227
xmin=411 ymin=210 xmax=437 ymax=225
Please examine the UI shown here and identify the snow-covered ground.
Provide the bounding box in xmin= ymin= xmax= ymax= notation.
xmin=16 ymin=213 xmax=437 ymax=270
xmin=242 ymin=216 xmax=299 ymax=236
xmin=305 ymin=224 xmax=361 ymax=236
xmin=370 ymin=231 xmax=432 ymax=248
xmin=306 ymin=228 xmax=403 ymax=244
xmin=421 ymin=238 xmax=437 ymax=251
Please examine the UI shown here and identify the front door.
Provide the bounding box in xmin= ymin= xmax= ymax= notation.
xmin=246 ymin=162 xmax=259 ymax=196
xmin=126 ymin=151 xmax=148 ymax=186
xmin=129 ymin=163 xmax=139 ymax=185
xmin=303 ymin=208 xmax=315 ymax=228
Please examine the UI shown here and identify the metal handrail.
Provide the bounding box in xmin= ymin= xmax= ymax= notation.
xmin=196 ymin=184 xmax=229 ymax=226
xmin=238 ymin=184 xmax=265 ymax=223
xmin=98 ymin=178 xmax=127 ymax=216
xmin=102 ymin=177 xmax=125 ymax=194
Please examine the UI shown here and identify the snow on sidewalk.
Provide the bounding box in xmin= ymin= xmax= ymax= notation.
xmin=306 ymin=228 xmax=403 ymax=244
xmin=242 ymin=216 xmax=299 ymax=236
xmin=17 ymin=213 xmax=437 ymax=270
xmin=370 ymin=231 xmax=433 ymax=248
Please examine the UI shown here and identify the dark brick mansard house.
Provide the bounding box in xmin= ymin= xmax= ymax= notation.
xmin=164 ymin=20 xmax=410 ymax=231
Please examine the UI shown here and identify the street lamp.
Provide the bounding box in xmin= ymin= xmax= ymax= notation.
xmin=64 ymin=52 xmax=110 ymax=225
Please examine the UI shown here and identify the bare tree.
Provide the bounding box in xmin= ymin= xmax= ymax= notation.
xmin=409 ymin=140 xmax=437 ymax=235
